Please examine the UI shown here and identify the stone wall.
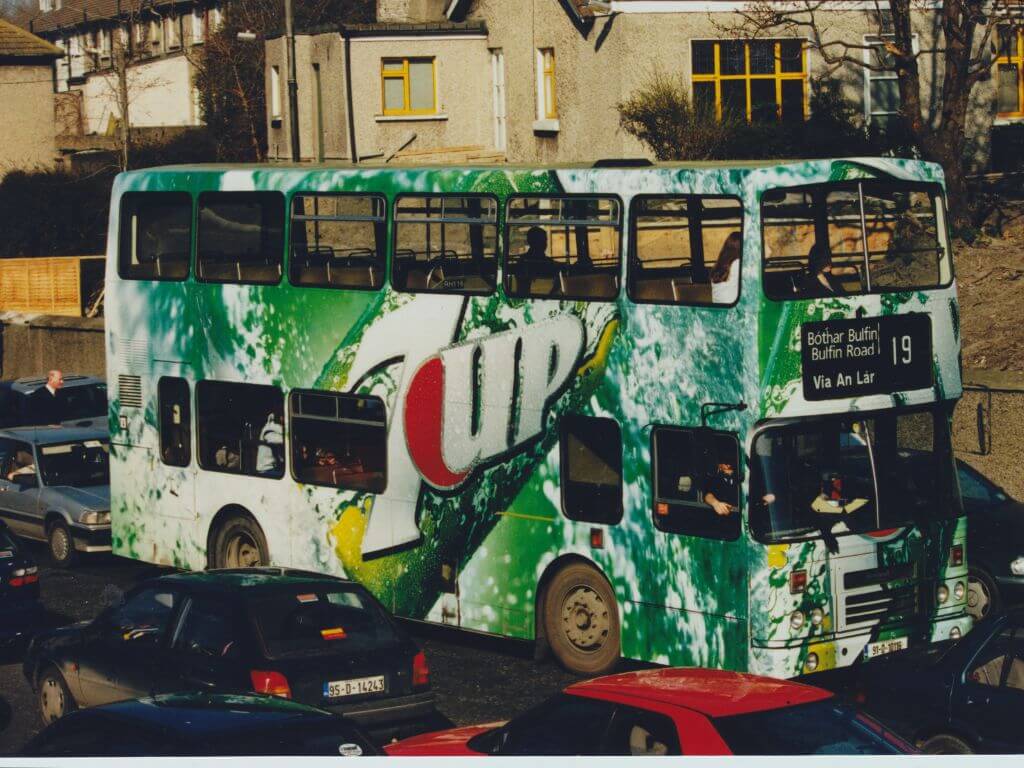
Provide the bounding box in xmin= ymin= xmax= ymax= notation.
xmin=953 ymin=370 xmax=1024 ymax=501
xmin=0 ymin=314 xmax=105 ymax=381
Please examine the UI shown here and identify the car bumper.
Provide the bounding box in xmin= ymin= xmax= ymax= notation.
xmin=323 ymin=691 xmax=437 ymax=741
xmin=994 ymin=573 xmax=1024 ymax=596
xmin=71 ymin=524 xmax=111 ymax=553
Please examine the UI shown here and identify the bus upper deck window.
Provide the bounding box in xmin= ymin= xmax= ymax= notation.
xmin=392 ymin=195 xmax=498 ymax=295
xmin=762 ymin=181 xmax=949 ymax=300
xmin=290 ymin=194 xmax=385 ymax=291
xmin=629 ymin=196 xmax=743 ymax=306
xmin=118 ymin=192 xmax=192 ymax=281
xmin=505 ymin=196 xmax=621 ymax=301
xmin=197 ymin=192 xmax=285 ymax=285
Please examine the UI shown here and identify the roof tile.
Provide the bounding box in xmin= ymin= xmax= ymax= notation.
xmin=0 ymin=17 xmax=63 ymax=58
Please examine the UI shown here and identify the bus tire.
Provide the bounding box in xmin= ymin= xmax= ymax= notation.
xmin=967 ymin=566 xmax=1000 ymax=621
xmin=919 ymin=733 xmax=973 ymax=754
xmin=543 ymin=562 xmax=620 ymax=676
xmin=210 ymin=514 xmax=268 ymax=569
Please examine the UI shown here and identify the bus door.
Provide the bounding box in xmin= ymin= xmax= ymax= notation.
xmin=152 ymin=376 xmax=197 ymax=520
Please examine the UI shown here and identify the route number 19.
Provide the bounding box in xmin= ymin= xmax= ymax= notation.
xmin=892 ymin=335 xmax=912 ymax=365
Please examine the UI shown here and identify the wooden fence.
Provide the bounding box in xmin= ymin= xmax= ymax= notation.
xmin=0 ymin=255 xmax=104 ymax=317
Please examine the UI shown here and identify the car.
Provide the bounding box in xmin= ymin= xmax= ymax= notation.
xmin=23 ymin=567 xmax=436 ymax=743
xmin=385 ymin=668 xmax=914 ymax=756
xmin=0 ymin=425 xmax=110 ymax=567
xmin=957 ymin=459 xmax=1024 ymax=619
xmin=0 ymin=375 xmax=107 ymax=429
xmin=855 ymin=606 xmax=1024 ymax=754
xmin=0 ymin=519 xmax=43 ymax=651
xmin=19 ymin=692 xmax=381 ymax=756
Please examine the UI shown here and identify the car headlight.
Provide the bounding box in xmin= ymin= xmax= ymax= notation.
xmin=1011 ymin=557 xmax=1024 ymax=577
xmin=953 ymin=581 xmax=966 ymax=601
xmin=936 ymin=584 xmax=949 ymax=605
xmin=810 ymin=608 xmax=824 ymax=627
xmin=790 ymin=610 xmax=805 ymax=631
xmin=81 ymin=511 xmax=110 ymax=525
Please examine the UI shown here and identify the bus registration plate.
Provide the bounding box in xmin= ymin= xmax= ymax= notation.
xmin=863 ymin=637 xmax=909 ymax=660
xmin=324 ymin=675 xmax=385 ymax=698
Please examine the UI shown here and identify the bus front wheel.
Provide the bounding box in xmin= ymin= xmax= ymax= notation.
xmin=543 ymin=562 xmax=620 ymax=676
xmin=210 ymin=514 xmax=268 ymax=569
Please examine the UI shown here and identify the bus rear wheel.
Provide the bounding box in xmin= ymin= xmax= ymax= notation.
xmin=210 ymin=515 xmax=268 ymax=569
xmin=543 ymin=562 xmax=620 ymax=676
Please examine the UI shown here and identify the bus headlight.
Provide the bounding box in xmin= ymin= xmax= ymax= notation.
xmin=953 ymin=581 xmax=965 ymax=601
xmin=810 ymin=608 xmax=824 ymax=627
xmin=1011 ymin=557 xmax=1024 ymax=576
xmin=81 ymin=511 xmax=110 ymax=526
xmin=949 ymin=626 xmax=962 ymax=640
xmin=936 ymin=584 xmax=949 ymax=605
xmin=790 ymin=610 xmax=805 ymax=631
xmin=804 ymin=652 xmax=819 ymax=673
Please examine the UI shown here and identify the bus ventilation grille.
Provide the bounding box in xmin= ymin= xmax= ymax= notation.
xmin=118 ymin=374 xmax=143 ymax=409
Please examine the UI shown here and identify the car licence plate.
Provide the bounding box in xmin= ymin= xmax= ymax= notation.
xmin=323 ymin=675 xmax=386 ymax=699
xmin=863 ymin=636 xmax=909 ymax=660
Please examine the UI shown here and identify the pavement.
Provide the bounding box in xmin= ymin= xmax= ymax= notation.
xmin=0 ymin=544 xmax=583 ymax=755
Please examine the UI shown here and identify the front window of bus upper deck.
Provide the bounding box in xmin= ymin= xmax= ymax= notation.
xmin=750 ymin=407 xmax=961 ymax=545
xmin=506 ymin=196 xmax=621 ymax=301
xmin=290 ymin=194 xmax=386 ymax=290
xmin=392 ymin=195 xmax=498 ymax=295
xmin=761 ymin=181 xmax=951 ymax=299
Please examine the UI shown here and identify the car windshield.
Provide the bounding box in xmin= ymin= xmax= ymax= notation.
xmin=38 ymin=440 xmax=110 ymax=487
xmin=62 ymin=383 xmax=107 ymax=421
xmin=713 ymin=700 xmax=913 ymax=755
xmin=252 ymin=587 xmax=404 ymax=659
xmin=750 ymin=407 xmax=960 ymax=545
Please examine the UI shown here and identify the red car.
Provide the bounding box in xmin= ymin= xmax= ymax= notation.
xmin=386 ymin=668 xmax=914 ymax=756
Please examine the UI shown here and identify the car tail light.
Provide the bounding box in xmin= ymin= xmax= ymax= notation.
xmin=790 ymin=569 xmax=807 ymax=594
xmin=412 ymin=651 xmax=430 ymax=689
xmin=949 ymin=544 xmax=963 ymax=567
xmin=10 ymin=566 xmax=38 ymax=587
xmin=250 ymin=669 xmax=291 ymax=699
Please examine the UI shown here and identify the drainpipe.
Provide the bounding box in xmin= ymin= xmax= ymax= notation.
xmin=343 ymin=30 xmax=358 ymax=164
xmin=284 ymin=0 xmax=300 ymax=162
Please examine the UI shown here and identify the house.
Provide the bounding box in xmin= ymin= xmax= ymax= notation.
xmin=0 ymin=19 xmax=62 ymax=178
xmin=28 ymin=0 xmax=223 ymax=149
xmin=266 ymin=0 xmax=1014 ymax=168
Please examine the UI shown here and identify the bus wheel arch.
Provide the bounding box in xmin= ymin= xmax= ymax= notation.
xmin=206 ymin=506 xmax=269 ymax=569
xmin=536 ymin=555 xmax=621 ymax=675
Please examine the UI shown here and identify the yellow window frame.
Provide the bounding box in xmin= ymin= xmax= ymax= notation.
xmin=541 ymin=48 xmax=557 ymax=119
xmin=691 ymin=40 xmax=808 ymax=122
xmin=995 ymin=25 xmax=1024 ymax=119
xmin=381 ymin=57 xmax=437 ymax=117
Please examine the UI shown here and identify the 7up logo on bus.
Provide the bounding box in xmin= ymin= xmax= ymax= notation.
xmin=345 ymin=296 xmax=585 ymax=558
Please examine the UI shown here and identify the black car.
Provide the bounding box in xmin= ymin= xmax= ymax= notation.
xmin=856 ymin=607 xmax=1024 ymax=753
xmin=24 ymin=567 xmax=435 ymax=742
xmin=958 ymin=460 xmax=1024 ymax=619
xmin=0 ymin=375 xmax=107 ymax=428
xmin=0 ymin=519 xmax=42 ymax=651
xmin=20 ymin=692 xmax=381 ymax=756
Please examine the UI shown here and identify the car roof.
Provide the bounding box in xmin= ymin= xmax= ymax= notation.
xmin=4 ymin=375 xmax=104 ymax=394
xmin=0 ymin=424 xmax=109 ymax=446
xmin=80 ymin=693 xmax=336 ymax=737
xmin=149 ymin=567 xmax=357 ymax=594
xmin=568 ymin=668 xmax=833 ymax=718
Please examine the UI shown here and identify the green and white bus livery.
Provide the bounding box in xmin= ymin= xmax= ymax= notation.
xmin=105 ymin=158 xmax=970 ymax=677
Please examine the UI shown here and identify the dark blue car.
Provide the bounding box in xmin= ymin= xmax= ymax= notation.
xmin=0 ymin=519 xmax=43 ymax=650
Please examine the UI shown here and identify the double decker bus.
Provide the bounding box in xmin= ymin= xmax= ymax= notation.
xmin=105 ymin=158 xmax=970 ymax=677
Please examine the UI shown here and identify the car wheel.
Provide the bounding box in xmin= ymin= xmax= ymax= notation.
xmin=967 ymin=567 xmax=1000 ymax=621
xmin=47 ymin=520 xmax=78 ymax=568
xmin=919 ymin=733 xmax=973 ymax=754
xmin=543 ymin=562 xmax=620 ymax=676
xmin=211 ymin=514 xmax=268 ymax=569
xmin=38 ymin=665 xmax=76 ymax=725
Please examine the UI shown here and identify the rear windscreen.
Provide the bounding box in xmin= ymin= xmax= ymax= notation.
xmin=252 ymin=588 xmax=403 ymax=658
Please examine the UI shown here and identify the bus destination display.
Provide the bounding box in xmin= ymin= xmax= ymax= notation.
xmin=801 ymin=314 xmax=932 ymax=400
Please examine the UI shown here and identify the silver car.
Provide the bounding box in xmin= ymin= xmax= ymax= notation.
xmin=0 ymin=425 xmax=111 ymax=567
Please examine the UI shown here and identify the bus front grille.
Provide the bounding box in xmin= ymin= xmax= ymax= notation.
xmin=843 ymin=583 xmax=920 ymax=626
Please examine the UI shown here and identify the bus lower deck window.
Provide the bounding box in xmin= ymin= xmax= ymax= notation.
xmin=118 ymin=192 xmax=192 ymax=281
xmin=196 ymin=381 xmax=285 ymax=478
xmin=629 ymin=196 xmax=743 ymax=306
xmin=197 ymin=192 xmax=285 ymax=285
xmin=560 ymin=415 xmax=623 ymax=525
xmin=289 ymin=390 xmax=387 ymax=493
xmin=651 ymin=426 xmax=741 ymax=540
xmin=392 ymin=195 xmax=498 ymax=295
xmin=290 ymin=194 xmax=386 ymax=290
xmin=506 ymin=196 xmax=621 ymax=301
xmin=158 ymin=377 xmax=191 ymax=468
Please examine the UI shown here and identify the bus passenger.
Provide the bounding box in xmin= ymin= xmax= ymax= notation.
xmin=256 ymin=412 xmax=284 ymax=474
xmin=704 ymin=460 xmax=738 ymax=516
xmin=710 ymin=231 xmax=742 ymax=304
xmin=522 ymin=227 xmax=558 ymax=276
xmin=799 ymin=244 xmax=843 ymax=298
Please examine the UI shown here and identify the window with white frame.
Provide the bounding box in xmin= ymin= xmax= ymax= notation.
xmin=98 ymin=27 xmax=111 ymax=59
xmin=191 ymin=8 xmax=205 ymax=44
xmin=210 ymin=5 xmax=223 ymax=31
xmin=270 ymin=65 xmax=282 ymax=120
xmin=863 ymin=34 xmax=916 ymax=128
xmin=165 ymin=14 xmax=181 ymax=49
xmin=536 ymin=48 xmax=557 ymax=121
xmin=149 ymin=19 xmax=162 ymax=51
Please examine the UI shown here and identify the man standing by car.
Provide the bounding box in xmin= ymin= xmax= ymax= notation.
xmin=28 ymin=371 xmax=66 ymax=424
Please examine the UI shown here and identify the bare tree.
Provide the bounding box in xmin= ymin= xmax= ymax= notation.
xmin=0 ymin=0 xmax=37 ymax=25
xmin=733 ymin=0 xmax=1022 ymax=228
